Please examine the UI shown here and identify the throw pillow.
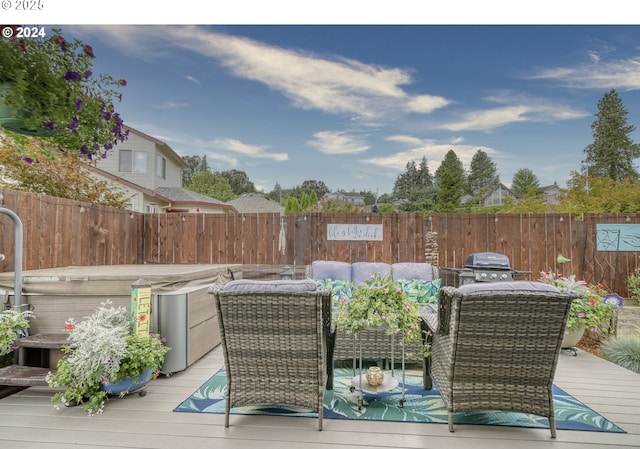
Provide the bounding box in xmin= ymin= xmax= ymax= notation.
xmin=397 ymin=278 xmax=442 ymax=304
xmin=315 ymin=279 xmax=354 ymax=305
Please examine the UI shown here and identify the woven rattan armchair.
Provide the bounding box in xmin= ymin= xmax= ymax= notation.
xmin=209 ymin=280 xmax=332 ymax=431
xmin=423 ymin=281 xmax=580 ymax=438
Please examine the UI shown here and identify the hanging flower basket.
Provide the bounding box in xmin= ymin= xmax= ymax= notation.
xmin=0 ymin=27 xmax=128 ymax=159
xmin=0 ymin=82 xmax=56 ymax=137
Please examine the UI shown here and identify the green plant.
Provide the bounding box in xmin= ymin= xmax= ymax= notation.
xmin=46 ymin=300 xmax=170 ymax=415
xmin=600 ymin=331 xmax=640 ymax=374
xmin=626 ymin=267 xmax=640 ymax=306
xmin=0 ymin=27 xmax=128 ymax=159
xmin=0 ymin=307 xmax=34 ymax=361
xmin=540 ymin=271 xmax=617 ymax=334
xmin=334 ymin=272 xmax=430 ymax=355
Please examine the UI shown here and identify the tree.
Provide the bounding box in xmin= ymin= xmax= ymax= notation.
xmin=186 ymin=171 xmax=234 ymax=201
xmin=0 ymin=134 xmax=129 ymax=208
xmin=511 ymin=168 xmax=540 ymax=195
xmin=182 ymin=155 xmax=203 ymax=186
xmin=583 ymin=89 xmax=640 ymax=182
xmin=299 ymin=180 xmax=330 ymax=198
xmin=391 ymin=156 xmax=436 ymax=211
xmin=434 ymin=150 xmax=466 ymax=212
xmin=220 ymin=169 xmax=256 ymax=196
xmin=392 ymin=160 xmax=418 ymax=201
xmin=467 ymin=149 xmax=499 ymax=195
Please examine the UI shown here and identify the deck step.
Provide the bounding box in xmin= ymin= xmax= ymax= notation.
xmin=15 ymin=333 xmax=69 ymax=349
xmin=0 ymin=333 xmax=68 ymax=389
xmin=0 ymin=365 xmax=53 ymax=386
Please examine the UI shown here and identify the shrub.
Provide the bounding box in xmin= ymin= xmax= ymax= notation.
xmin=601 ymin=332 xmax=640 ymax=374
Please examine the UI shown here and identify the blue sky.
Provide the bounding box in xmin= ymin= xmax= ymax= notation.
xmin=7 ymin=6 xmax=640 ymax=196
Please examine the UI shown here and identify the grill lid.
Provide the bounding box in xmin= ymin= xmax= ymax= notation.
xmin=464 ymin=252 xmax=511 ymax=270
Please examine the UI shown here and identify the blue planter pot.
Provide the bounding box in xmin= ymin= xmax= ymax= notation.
xmin=100 ymin=368 xmax=153 ymax=395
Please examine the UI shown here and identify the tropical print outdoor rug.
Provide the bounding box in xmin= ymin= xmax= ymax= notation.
xmin=174 ymin=367 xmax=625 ymax=433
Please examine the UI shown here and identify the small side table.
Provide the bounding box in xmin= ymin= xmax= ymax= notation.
xmin=349 ymin=330 xmax=406 ymax=410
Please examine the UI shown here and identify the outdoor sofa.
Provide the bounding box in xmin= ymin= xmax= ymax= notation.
xmin=309 ymin=261 xmax=440 ymax=370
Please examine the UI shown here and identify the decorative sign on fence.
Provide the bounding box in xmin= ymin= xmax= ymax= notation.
xmin=596 ymin=224 xmax=640 ymax=251
xmin=327 ymin=224 xmax=383 ymax=241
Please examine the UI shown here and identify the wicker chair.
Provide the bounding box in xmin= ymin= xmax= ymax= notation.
xmin=209 ymin=280 xmax=332 ymax=431
xmin=423 ymin=281 xmax=580 ymax=438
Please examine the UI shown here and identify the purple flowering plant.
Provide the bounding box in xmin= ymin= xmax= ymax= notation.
xmin=0 ymin=27 xmax=128 ymax=159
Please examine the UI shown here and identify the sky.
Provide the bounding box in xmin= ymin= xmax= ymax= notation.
xmin=5 ymin=3 xmax=640 ymax=197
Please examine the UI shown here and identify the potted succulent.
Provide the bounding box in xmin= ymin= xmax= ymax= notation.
xmin=46 ymin=300 xmax=170 ymax=415
xmin=0 ymin=27 xmax=128 ymax=159
xmin=334 ymin=272 xmax=429 ymax=354
xmin=0 ymin=307 xmax=34 ymax=367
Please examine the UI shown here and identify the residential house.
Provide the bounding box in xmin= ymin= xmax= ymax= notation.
xmin=478 ymin=183 xmax=518 ymax=207
xmin=323 ymin=191 xmax=365 ymax=206
xmin=227 ymin=193 xmax=284 ymax=214
xmin=540 ymin=182 xmax=561 ymax=205
xmin=93 ymin=126 xmax=235 ymax=214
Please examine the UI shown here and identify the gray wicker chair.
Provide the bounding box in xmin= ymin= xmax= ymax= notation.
xmin=210 ymin=280 xmax=332 ymax=431
xmin=423 ymin=281 xmax=580 ymax=438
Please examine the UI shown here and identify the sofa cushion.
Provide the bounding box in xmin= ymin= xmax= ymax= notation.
xmin=397 ymin=278 xmax=442 ymax=304
xmin=315 ymin=279 xmax=353 ymax=305
xmin=391 ymin=262 xmax=435 ymax=282
xmin=221 ymin=279 xmax=318 ymax=292
xmin=457 ymin=281 xmax=561 ymax=295
xmin=351 ymin=262 xmax=392 ymax=285
xmin=311 ymin=260 xmax=352 ymax=282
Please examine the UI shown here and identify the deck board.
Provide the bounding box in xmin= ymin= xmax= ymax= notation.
xmin=1 ymin=346 xmax=639 ymax=449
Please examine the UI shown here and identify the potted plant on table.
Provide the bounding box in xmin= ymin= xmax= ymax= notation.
xmin=0 ymin=307 xmax=34 ymax=367
xmin=334 ymin=272 xmax=430 ymax=355
xmin=46 ymin=300 xmax=170 ymax=415
xmin=540 ymin=272 xmax=618 ymax=346
xmin=0 ymin=27 xmax=128 ymax=159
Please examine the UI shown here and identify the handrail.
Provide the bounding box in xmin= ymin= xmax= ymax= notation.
xmin=0 ymin=207 xmax=22 ymax=307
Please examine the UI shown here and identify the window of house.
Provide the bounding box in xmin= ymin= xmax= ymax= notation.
xmin=118 ymin=149 xmax=147 ymax=173
xmin=156 ymin=155 xmax=166 ymax=179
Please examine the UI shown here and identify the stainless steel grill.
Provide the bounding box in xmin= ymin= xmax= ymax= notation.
xmin=441 ymin=252 xmax=531 ymax=287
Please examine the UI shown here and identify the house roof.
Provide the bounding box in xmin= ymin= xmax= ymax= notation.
xmin=124 ymin=126 xmax=189 ymax=169
xmin=478 ymin=182 xmax=519 ymax=201
xmin=88 ymin=166 xmax=236 ymax=212
xmin=227 ymin=193 xmax=284 ymax=214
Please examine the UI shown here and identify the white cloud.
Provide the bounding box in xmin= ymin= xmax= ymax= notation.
xmin=153 ymin=101 xmax=189 ymax=109
xmin=436 ymin=93 xmax=588 ymax=132
xmin=307 ymin=131 xmax=369 ymax=155
xmin=184 ymin=75 xmax=200 ymax=85
xmin=145 ymin=26 xmax=451 ymax=121
xmin=211 ymin=137 xmax=288 ymax=161
xmin=365 ymin=135 xmax=495 ymax=172
xmin=529 ymin=56 xmax=640 ymax=90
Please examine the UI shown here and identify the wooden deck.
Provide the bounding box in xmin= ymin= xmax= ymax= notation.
xmin=0 ymin=345 xmax=639 ymax=449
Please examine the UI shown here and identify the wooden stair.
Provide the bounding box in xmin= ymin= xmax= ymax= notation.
xmin=0 ymin=333 xmax=69 ymax=398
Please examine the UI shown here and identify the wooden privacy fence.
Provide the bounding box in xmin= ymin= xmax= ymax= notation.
xmin=1 ymin=189 xmax=639 ymax=296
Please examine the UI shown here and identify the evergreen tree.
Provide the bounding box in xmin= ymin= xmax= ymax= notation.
xmin=467 ymin=149 xmax=499 ymax=194
xmin=511 ymin=168 xmax=540 ymax=195
xmin=434 ymin=150 xmax=466 ymax=212
xmin=392 ymin=160 xmax=418 ymax=201
xmin=583 ymin=89 xmax=640 ymax=182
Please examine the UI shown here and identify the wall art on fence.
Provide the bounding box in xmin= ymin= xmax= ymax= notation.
xmin=596 ymin=224 xmax=640 ymax=251
xmin=327 ymin=224 xmax=383 ymax=241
